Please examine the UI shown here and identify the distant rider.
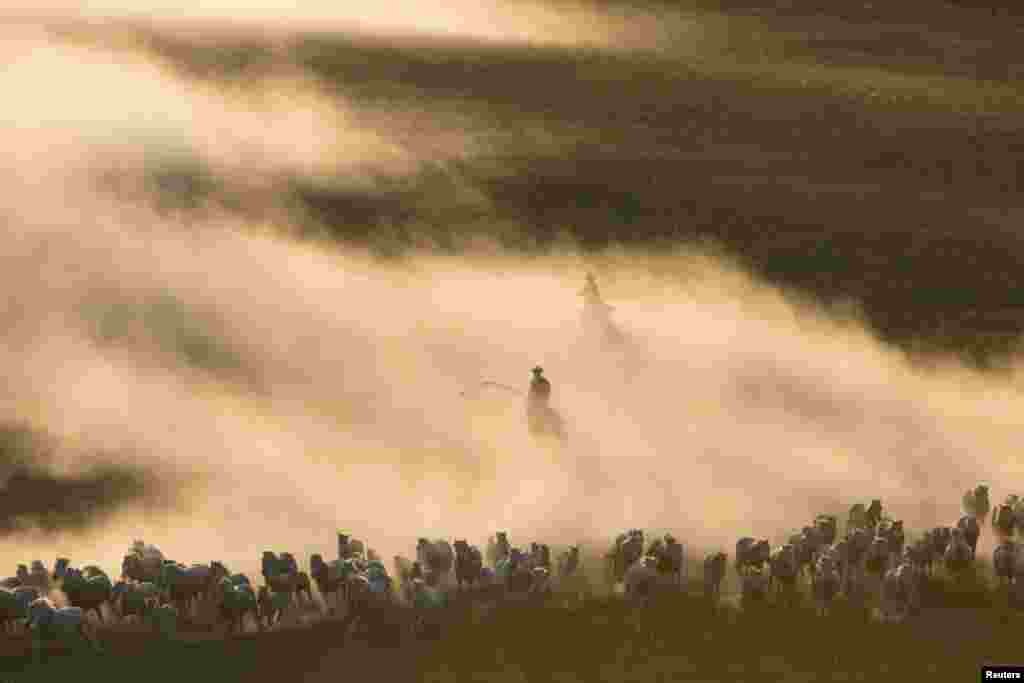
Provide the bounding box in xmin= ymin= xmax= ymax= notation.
xmin=581 ymin=272 xmax=603 ymax=306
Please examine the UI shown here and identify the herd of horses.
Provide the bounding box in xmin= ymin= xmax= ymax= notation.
xmin=3 ymin=483 xmax=1023 ymax=662
xmin=0 ymin=531 xmax=587 ymax=660
xmin=692 ymin=484 xmax=1024 ymax=621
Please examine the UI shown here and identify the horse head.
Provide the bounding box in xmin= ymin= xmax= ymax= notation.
xmin=52 ymin=558 xmax=71 ymax=580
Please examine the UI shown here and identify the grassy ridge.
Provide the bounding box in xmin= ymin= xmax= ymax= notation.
xmin=77 ymin=293 xmax=245 ymax=376
xmin=125 ymin=13 xmax=1024 ymax=366
xmin=0 ymin=425 xmax=175 ymax=536
xmin=5 ymin=575 xmax=1019 ymax=683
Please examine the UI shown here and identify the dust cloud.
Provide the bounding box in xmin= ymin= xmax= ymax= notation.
xmin=1 ymin=0 xmax=686 ymax=50
xmin=0 ymin=18 xmax=1020 ymax=582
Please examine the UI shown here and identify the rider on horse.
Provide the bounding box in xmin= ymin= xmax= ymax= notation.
xmin=529 ymin=366 xmax=551 ymax=405
xmin=580 ymin=272 xmax=614 ymax=319
xmin=581 ymin=272 xmax=602 ymax=304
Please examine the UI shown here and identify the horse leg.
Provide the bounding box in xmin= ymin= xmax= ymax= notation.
xmin=177 ymin=593 xmax=187 ymax=620
xmin=78 ymin=622 xmax=101 ymax=654
xmin=220 ymin=611 xmax=232 ymax=638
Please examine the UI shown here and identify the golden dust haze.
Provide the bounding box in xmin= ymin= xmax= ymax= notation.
xmin=0 ymin=0 xmax=684 ymax=49
xmin=0 ymin=11 xmax=1020 ymax=583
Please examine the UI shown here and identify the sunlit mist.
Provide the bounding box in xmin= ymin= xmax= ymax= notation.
xmin=0 ymin=15 xmax=1020 ymax=584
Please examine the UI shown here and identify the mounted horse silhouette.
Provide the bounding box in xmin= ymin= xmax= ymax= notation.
xmin=580 ymin=273 xmax=623 ymax=346
xmin=527 ymin=367 xmax=566 ymax=443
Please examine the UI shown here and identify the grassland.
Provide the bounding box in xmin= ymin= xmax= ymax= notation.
xmin=3 ymin=567 xmax=1019 ymax=683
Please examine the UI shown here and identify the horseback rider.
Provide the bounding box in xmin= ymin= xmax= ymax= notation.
xmin=580 ymin=271 xmax=615 ymax=323
xmin=526 ymin=366 xmax=566 ymax=441
xmin=529 ymin=366 xmax=551 ymax=405
xmin=581 ymin=272 xmax=601 ymax=304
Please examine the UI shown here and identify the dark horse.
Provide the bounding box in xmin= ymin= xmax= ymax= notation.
xmin=453 ymin=540 xmax=483 ymax=590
